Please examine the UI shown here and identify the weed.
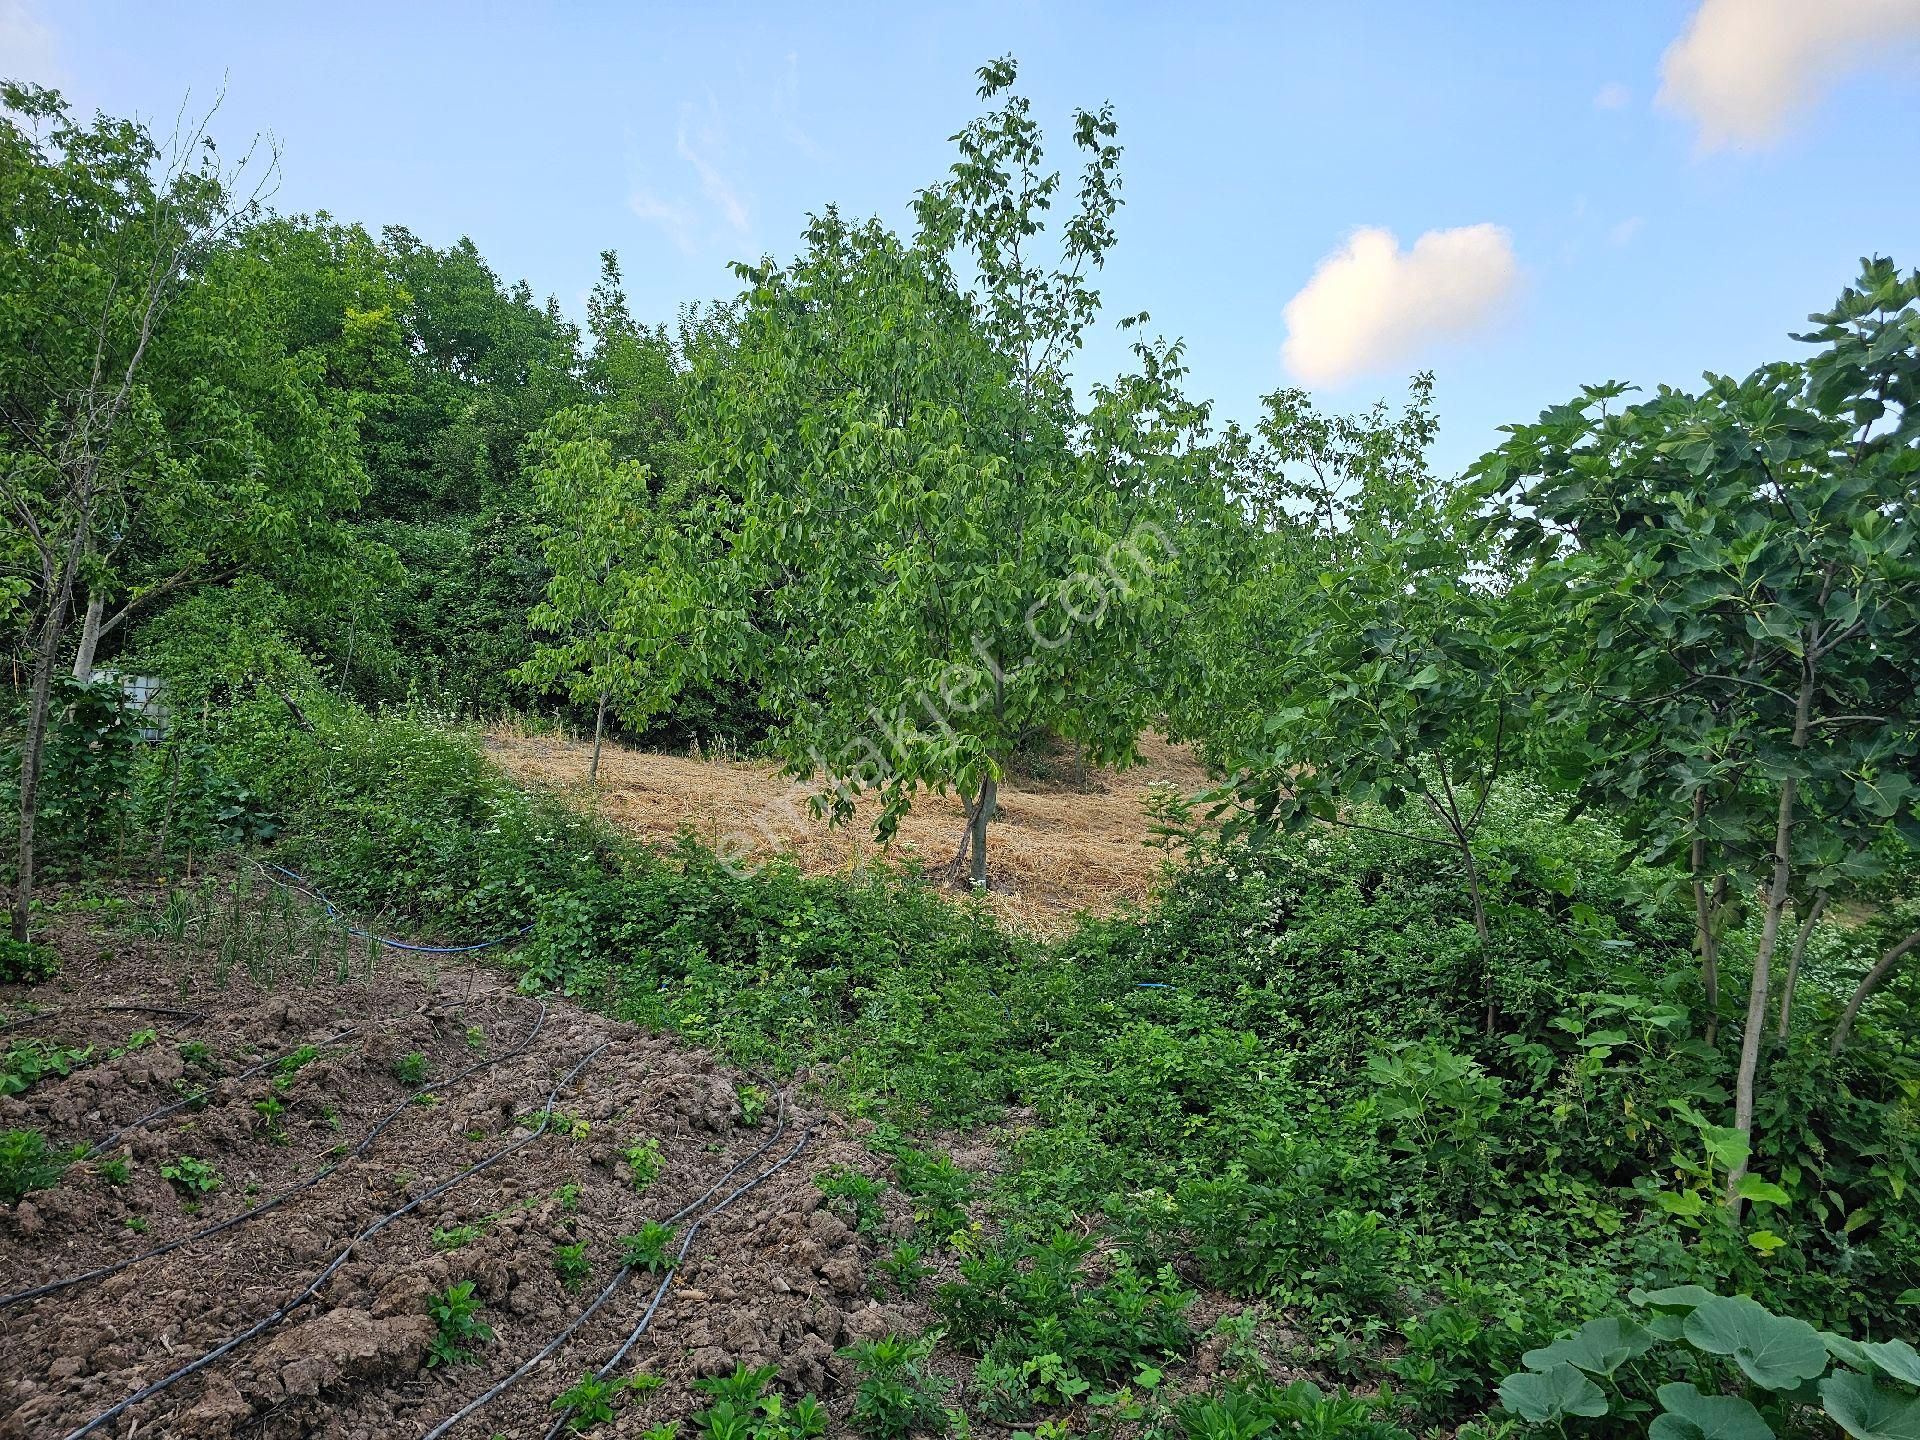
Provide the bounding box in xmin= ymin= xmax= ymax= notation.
xmin=159 ymin=1154 xmax=222 ymax=1194
xmin=98 ymin=1156 xmax=131 ymax=1186
xmin=553 ymin=1240 xmax=592 ymax=1290
xmin=394 ymin=1051 xmax=429 ymax=1086
xmin=425 ymin=1280 xmax=494 ymax=1367
xmin=816 ymin=1166 xmax=887 ymax=1235
xmin=180 ymin=1040 xmax=213 ymax=1067
xmin=617 ymin=1222 xmax=677 ymax=1274
xmin=842 ymin=1331 xmax=953 ymax=1438
xmin=1 ymin=1127 xmax=78 ymax=1203
xmin=553 ymin=1180 xmax=582 ymax=1211
xmin=465 ymin=1025 xmax=487 ymax=1049
xmin=433 ymin=1222 xmax=487 ymax=1251
xmin=622 ymin=1136 xmax=665 ymax=1193
xmin=123 ymin=1214 xmax=149 ymax=1234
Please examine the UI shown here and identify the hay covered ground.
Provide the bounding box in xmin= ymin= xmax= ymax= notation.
xmin=482 ymin=729 xmax=1213 ymax=933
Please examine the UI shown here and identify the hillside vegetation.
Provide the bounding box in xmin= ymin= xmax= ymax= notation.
xmin=2 ymin=59 xmax=1918 ymax=1440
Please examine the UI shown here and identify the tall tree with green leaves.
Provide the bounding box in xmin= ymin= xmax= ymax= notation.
xmin=686 ymin=60 xmax=1194 ymax=888
xmin=1470 ymin=257 xmax=1920 ymax=1211
xmin=0 ymin=83 xmax=266 ymax=941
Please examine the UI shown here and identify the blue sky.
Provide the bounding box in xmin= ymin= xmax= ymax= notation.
xmin=6 ymin=1 xmax=1919 ymax=474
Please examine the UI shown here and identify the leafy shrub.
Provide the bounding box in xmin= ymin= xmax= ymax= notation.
xmin=1169 ymin=1378 xmax=1413 ymax=1440
xmin=623 ymin=1135 xmax=664 ymax=1191
xmin=425 ymin=1280 xmax=494 ymax=1367
xmin=0 ymin=937 xmax=59 ymax=984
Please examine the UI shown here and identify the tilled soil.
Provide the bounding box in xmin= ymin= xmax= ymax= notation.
xmin=1 ymin=904 xmax=927 ymax=1438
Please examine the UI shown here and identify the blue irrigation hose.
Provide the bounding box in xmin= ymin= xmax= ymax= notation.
xmin=262 ymin=863 xmax=534 ymax=955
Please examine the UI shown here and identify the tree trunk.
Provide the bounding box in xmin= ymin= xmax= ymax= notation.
xmin=71 ymin=592 xmax=105 ymax=682
xmin=967 ymin=774 xmax=997 ymax=890
xmin=1831 ymin=927 xmax=1920 ymax=1054
xmin=1690 ymin=792 xmax=1722 ymax=1046
xmin=589 ymin=690 xmax=609 ymax=784
xmin=1775 ymin=892 xmax=1828 ymax=1042
xmin=13 ymin=553 xmax=81 ymax=943
xmin=1727 ymin=663 xmax=1814 ymax=1215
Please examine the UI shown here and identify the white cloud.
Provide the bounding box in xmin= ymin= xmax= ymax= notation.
xmin=1608 ymin=216 xmax=1644 ymax=247
xmin=1658 ymin=0 xmax=1920 ymax=149
xmin=676 ymin=100 xmax=748 ymax=233
xmin=628 ymin=189 xmax=698 ymax=254
xmin=1281 ymin=225 xmax=1519 ymax=387
xmin=1593 ymin=81 xmax=1631 ymax=110
xmin=0 ymin=0 xmax=61 ymax=86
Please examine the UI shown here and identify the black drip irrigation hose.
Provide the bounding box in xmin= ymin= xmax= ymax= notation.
xmin=0 ymin=999 xmax=549 ymax=1312
xmin=60 ymin=1038 xmax=610 ymax=1440
xmin=539 ymin=1113 xmax=820 ymax=1440
xmin=419 ymin=1093 xmax=797 ymax=1440
xmin=80 ymin=1026 xmax=361 ymax=1161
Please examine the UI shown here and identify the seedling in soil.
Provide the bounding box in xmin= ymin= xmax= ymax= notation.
xmin=123 ymin=1215 xmax=149 ymax=1234
xmin=1 ymin=1038 xmax=92 ymax=1096
xmin=617 ymin=1223 xmax=677 ymax=1274
xmin=252 ymin=1095 xmax=289 ymax=1144
xmin=464 ymin=1025 xmax=487 ymax=1049
xmin=160 ymin=1155 xmax=222 ymax=1194
xmin=180 ymin=1041 xmax=214 ymax=1067
xmin=433 ymin=1221 xmax=487 ymax=1251
xmin=816 ymin=1167 xmax=887 ymax=1235
xmin=1 ymin=1127 xmax=80 ymax=1204
xmin=553 ymin=1180 xmax=582 ymax=1212
xmin=425 ymin=1280 xmax=494 ymax=1367
xmin=274 ymin=1044 xmax=322 ymax=1090
xmin=737 ymin=1084 xmax=769 ymax=1127
xmin=879 ymin=1242 xmax=932 ymax=1296
xmin=394 ymin=1051 xmax=429 ymax=1086
xmin=98 ymin=1156 xmax=132 ymax=1186
xmin=690 ymin=1366 xmax=828 ymax=1439
xmin=624 ymin=1136 xmax=664 ymax=1192
xmin=552 ymin=1240 xmax=592 ymax=1291
xmin=550 ymin=1372 xmax=627 ymax=1431
xmin=112 ymin=1028 xmax=159 ymax=1057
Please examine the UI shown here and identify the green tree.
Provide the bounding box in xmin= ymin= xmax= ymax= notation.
xmin=0 ymin=83 xmax=262 ymax=941
xmin=1470 ymin=257 xmax=1920 ymax=1209
xmin=686 ymin=60 xmax=1192 ymax=888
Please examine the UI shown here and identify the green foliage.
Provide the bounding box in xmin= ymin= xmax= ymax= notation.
xmin=816 ymin=1166 xmax=887 ymax=1235
xmin=1495 ymin=1288 xmax=1920 ymax=1437
xmin=159 ymin=1155 xmax=221 ymax=1194
xmin=616 ymin=1222 xmax=677 ymax=1274
xmin=393 ymin=1051 xmax=429 ymax=1086
xmin=552 ymin=1240 xmax=592 ymax=1290
xmin=550 ymin=1371 xmax=660 ymax=1432
xmin=425 ymin=1280 xmax=494 ymax=1368
xmin=0 ymin=937 xmax=58 ymax=983
xmin=1 ymin=1037 xmax=92 ymax=1095
xmin=1169 ymin=1379 xmax=1414 ymax=1440
xmin=842 ymin=1331 xmax=953 ymax=1439
xmin=0 ymin=1127 xmax=76 ymax=1204
xmin=689 ymin=1364 xmax=827 ymax=1440
xmin=623 ymin=1135 xmax=664 ymax=1191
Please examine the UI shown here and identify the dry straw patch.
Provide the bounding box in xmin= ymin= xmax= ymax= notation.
xmin=483 ymin=728 xmax=1212 ymax=934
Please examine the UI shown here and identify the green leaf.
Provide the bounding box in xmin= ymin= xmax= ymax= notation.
xmin=1735 ymin=1175 xmax=1790 ymax=1206
xmin=1649 ymin=1382 xmax=1775 ymax=1440
xmin=1701 ymin=1126 xmax=1751 ymax=1173
xmin=1747 ymin=1229 xmax=1788 ymax=1254
xmin=1684 ymin=1295 xmax=1830 ymax=1390
xmin=1497 ymin=1363 xmax=1609 ymax=1423
xmin=1523 ymin=1317 xmax=1656 ymax=1378
xmin=1635 ymin=1284 xmax=1717 ymax=1312
xmin=1858 ymin=1341 xmax=1920 ymax=1387
xmin=1822 ymin=1371 xmax=1920 ymax=1440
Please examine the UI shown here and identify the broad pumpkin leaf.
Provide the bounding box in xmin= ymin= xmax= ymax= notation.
xmin=1649 ymin=1382 xmax=1775 ymax=1440
xmin=1822 ymin=1371 xmax=1920 ymax=1440
xmin=1858 ymin=1341 xmax=1920 ymax=1387
xmin=1636 ymin=1284 xmax=1717 ymax=1311
xmin=1497 ymin=1363 xmax=1609 ymax=1423
xmin=1684 ymin=1295 xmax=1829 ymax=1390
xmin=1523 ymin=1317 xmax=1656 ymax=1378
